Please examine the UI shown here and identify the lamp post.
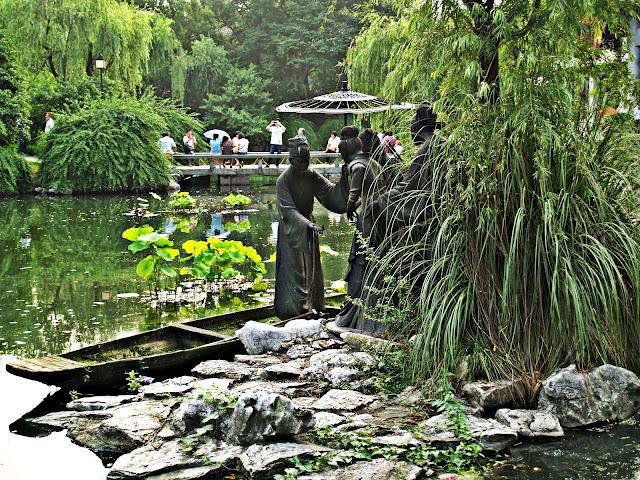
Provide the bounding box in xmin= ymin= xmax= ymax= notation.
xmin=95 ymin=53 xmax=106 ymax=91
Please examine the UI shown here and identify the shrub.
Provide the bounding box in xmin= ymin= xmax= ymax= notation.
xmin=39 ymin=94 xmax=197 ymax=192
xmin=0 ymin=146 xmax=32 ymax=195
xmin=0 ymin=30 xmax=27 ymax=146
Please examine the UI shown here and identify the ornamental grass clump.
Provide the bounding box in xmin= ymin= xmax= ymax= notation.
xmin=349 ymin=0 xmax=640 ymax=394
xmin=39 ymin=93 xmax=201 ymax=193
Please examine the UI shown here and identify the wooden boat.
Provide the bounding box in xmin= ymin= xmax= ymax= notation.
xmin=5 ymin=295 xmax=344 ymax=391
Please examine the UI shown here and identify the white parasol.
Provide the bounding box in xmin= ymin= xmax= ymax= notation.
xmin=203 ymin=129 xmax=230 ymax=140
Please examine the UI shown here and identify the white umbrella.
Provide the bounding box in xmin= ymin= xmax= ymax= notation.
xmin=203 ymin=129 xmax=230 ymax=140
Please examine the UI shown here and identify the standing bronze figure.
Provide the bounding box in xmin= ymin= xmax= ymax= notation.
xmin=274 ymin=137 xmax=347 ymax=319
xmin=334 ymin=126 xmax=385 ymax=332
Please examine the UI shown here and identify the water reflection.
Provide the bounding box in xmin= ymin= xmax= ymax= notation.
xmin=0 ymin=188 xmax=352 ymax=359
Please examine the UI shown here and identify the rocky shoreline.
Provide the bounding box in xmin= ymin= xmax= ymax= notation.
xmin=25 ymin=315 xmax=640 ymax=480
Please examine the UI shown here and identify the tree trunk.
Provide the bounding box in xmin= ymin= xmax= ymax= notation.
xmin=86 ymin=44 xmax=94 ymax=76
xmin=47 ymin=52 xmax=58 ymax=77
xmin=480 ymin=45 xmax=500 ymax=103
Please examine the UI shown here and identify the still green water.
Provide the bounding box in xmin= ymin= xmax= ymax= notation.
xmin=0 ymin=187 xmax=352 ymax=359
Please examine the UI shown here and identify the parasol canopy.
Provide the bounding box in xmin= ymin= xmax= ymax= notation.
xmin=276 ymin=79 xmax=415 ymax=117
xmin=203 ymin=129 xmax=230 ymax=140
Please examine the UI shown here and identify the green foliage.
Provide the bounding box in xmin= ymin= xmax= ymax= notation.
xmin=224 ymin=219 xmax=251 ymax=233
xmin=0 ymin=146 xmax=32 ymax=195
xmin=122 ymin=226 xmax=180 ymax=290
xmin=221 ymin=193 xmax=251 ymax=206
xmin=0 ymin=0 xmax=177 ymax=91
xmin=359 ymin=348 xmax=412 ymax=395
xmin=351 ymin=0 xmax=640 ymax=390
xmin=126 ymin=370 xmax=143 ymax=393
xmin=0 ymin=29 xmax=27 ymax=145
xmin=200 ymin=65 xmax=273 ymax=145
xmin=168 ymin=191 xmax=198 ymax=211
xmin=38 ymin=93 xmax=183 ymax=192
xmin=171 ymin=36 xmax=231 ymax=109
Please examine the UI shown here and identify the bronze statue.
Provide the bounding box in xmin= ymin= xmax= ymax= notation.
xmin=274 ymin=136 xmax=347 ymax=319
xmin=334 ymin=126 xmax=386 ymax=332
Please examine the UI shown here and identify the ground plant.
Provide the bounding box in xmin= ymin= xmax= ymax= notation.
xmin=350 ymin=0 xmax=640 ymax=392
xmin=168 ymin=191 xmax=198 ymax=211
xmin=0 ymin=147 xmax=31 ymax=195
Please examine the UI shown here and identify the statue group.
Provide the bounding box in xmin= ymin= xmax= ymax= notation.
xmin=274 ymin=105 xmax=439 ymax=333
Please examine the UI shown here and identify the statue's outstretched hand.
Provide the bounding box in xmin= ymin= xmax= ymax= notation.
xmin=308 ymin=222 xmax=324 ymax=234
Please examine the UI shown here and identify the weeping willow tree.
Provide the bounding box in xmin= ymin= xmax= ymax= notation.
xmin=349 ymin=0 xmax=640 ymax=392
xmin=0 ymin=0 xmax=177 ymax=90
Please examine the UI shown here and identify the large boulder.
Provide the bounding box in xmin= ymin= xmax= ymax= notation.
xmin=191 ymin=360 xmax=254 ymax=380
xmin=236 ymin=319 xmax=323 ymax=355
xmin=298 ymin=458 xmax=422 ymax=480
xmin=312 ymin=389 xmax=377 ymax=411
xmin=537 ymin=364 xmax=640 ymax=427
xmin=237 ymin=442 xmax=331 ymax=479
xmin=66 ymin=395 xmax=138 ymax=411
xmin=30 ymin=400 xmax=173 ymax=454
xmin=495 ymin=409 xmax=563 ymax=438
xmin=107 ymin=438 xmax=242 ymax=480
xmin=462 ymin=380 xmax=525 ymax=410
xmin=224 ymin=392 xmax=314 ymax=445
xmin=419 ymin=413 xmax=518 ymax=452
xmin=139 ymin=376 xmax=196 ymax=399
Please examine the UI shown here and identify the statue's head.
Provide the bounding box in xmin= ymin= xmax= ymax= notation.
xmin=359 ymin=128 xmax=384 ymax=163
xmin=338 ymin=126 xmax=362 ymax=161
xmin=411 ymin=103 xmax=438 ymax=145
xmin=288 ymin=136 xmax=310 ymax=172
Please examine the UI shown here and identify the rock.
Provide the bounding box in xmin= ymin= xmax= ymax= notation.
xmin=462 ymin=380 xmax=525 ymax=409
xmin=419 ymin=414 xmax=518 ymax=452
xmin=107 ymin=438 xmax=242 ymax=480
xmin=139 ymin=376 xmax=196 ymax=399
xmin=231 ymin=380 xmax=312 ymax=397
xmin=66 ymin=395 xmax=138 ymax=411
xmin=312 ymin=389 xmax=377 ymax=411
xmin=393 ymin=387 xmax=425 ymax=407
xmin=224 ymin=392 xmax=315 ymax=445
xmin=325 ymin=321 xmax=354 ymax=336
xmin=325 ymin=367 xmax=362 ymax=386
xmin=237 ymin=319 xmax=323 ymax=355
xmin=168 ymin=180 xmax=181 ymax=192
xmin=238 ymin=442 xmax=331 ymax=479
xmin=234 ymin=354 xmax=283 ymax=367
xmin=92 ymin=400 xmax=174 ymax=453
xmin=310 ymin=338 xmax=344 ymax=350
xmin=372 ymin=431 xmax=422 ymax=447
xmin=191 ymin=360 xmax=253 ymax=380
xmin=260 ymin=362 xmax=303 ymax=380
xmin=190 ymin=378 xmax=233 ymax=393
xmin=34 ymin=400 xmax=173 ymax=454
xmin=495 ymin=409 xmax=563 ymax=438
xmin=170 ymin=390 xmax=230 ymax=435
xmin=286 ymin=344 xmax=316 ymax=359
xmin=313 ymin=411 xmax=346 ymax=428
xmin=340 ymin=331 xmax=399 ymax=351
xmin=537 ymin=364 xmax=640 ymax=427
xmin=30 ymin=410 xmax=109 ymax=430
xmin=299 ymin=458 xmax=422 ymax=480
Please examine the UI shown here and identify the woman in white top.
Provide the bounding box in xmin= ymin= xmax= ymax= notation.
xmin=235 ymin=132 xmax=249 ymax=167
xmin=325 ymin=131 xmax=340 ymax=153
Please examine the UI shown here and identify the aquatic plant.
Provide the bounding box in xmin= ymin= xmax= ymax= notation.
xmin=122 ymin=226 xmax=180 ymax=292
xmin=168 ymin=191 xmax=197 ymax=211
xmin=349 ymin=1 xmax=640 ymax=391
xmin=221 ymin=193 xmax=252 ymax=207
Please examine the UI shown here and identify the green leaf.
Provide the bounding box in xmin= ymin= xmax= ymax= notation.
xmin=122 ymin=226 xmax=154 ymax=242
xmin=221 ymin=267 xmax=240 ymax=278
xmin=128 ymin=241 xmax=150 ymax=252
xmin=136 ymin=255 xmax=155 ymax=279
xmin=160 ymin=266 xmax=177 ymax=278
xmin=156 ymin=247 xmax=180 ymax=261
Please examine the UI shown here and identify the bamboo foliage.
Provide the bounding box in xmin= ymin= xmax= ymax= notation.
xmin=349 ymin=0 xmax=640 ymax=389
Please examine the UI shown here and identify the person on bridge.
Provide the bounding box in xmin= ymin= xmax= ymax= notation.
xmin=274 ymin=136 xmax=347 ymax=319
xmin=183 ymin=130 xmax=197 ymax=154
xmin=158 ymin=132 xmax=177 ymax=157
xmin=210 ymin=133 xmax=223 ymax=166
xmin=267 ymin=118 xmax=286 ymax=154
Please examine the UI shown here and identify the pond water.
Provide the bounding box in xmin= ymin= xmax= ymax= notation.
xmin=0 ymin=186 xmax=352 ymax=359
